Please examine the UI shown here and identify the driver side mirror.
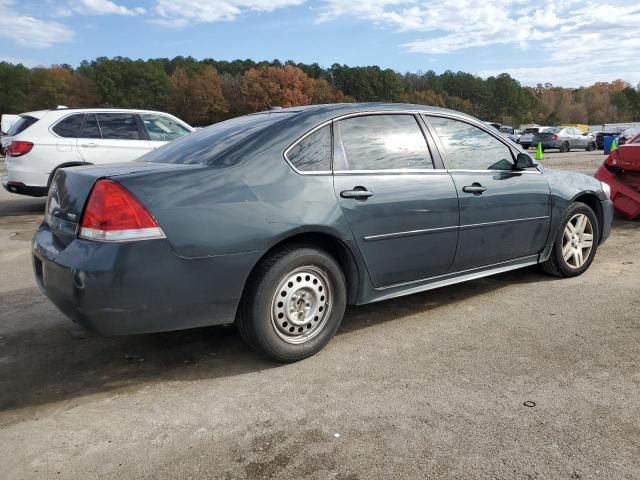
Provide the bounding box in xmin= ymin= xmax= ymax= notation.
xmin=515 ymin=153 xmax=535 ymax=170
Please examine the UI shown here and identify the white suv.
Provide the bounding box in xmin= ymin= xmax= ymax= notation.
xmin=2 ymin=108 xmax=194 ymax=196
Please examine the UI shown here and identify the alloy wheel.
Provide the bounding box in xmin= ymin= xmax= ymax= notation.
xmin=562 ymin=213 xmax=594 ymax=268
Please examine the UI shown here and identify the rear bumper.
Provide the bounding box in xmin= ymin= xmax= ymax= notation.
xmin=32 ymin=223 xmax=262 ymax=336
xmin=2 ymin=176 xmax=48 ymax=197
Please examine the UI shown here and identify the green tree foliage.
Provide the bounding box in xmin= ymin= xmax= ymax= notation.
xmin=0 ymin=57 xmax=638 ymax=127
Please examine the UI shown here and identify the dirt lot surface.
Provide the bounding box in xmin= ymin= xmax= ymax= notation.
xmin=1 ymin=151 xmax=639 ymax=479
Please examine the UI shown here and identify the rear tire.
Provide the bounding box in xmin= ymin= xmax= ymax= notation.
xmin=521 ymin=144 xmax=531 ymax=150
xmin=237 ymin=245 xmax=347 ymax=362
xmin=541 ymin=203 xmax=599 ymax=278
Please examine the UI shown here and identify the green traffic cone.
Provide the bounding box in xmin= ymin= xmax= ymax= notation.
xmin=610 ymin=138 xmax=617 ymax=153
xmin=535 ymin=142 xmax=543 ymax=161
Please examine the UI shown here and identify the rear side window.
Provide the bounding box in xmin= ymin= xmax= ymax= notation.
xmin=335 ymin=114 xmax=433 ymax=171
xmin=144 ymin=112 xmax=293 ymax=165
xmin=52 ymin=114 xmax=85 ymax=138
xmin=286 ymin=125 xmax=331 ymax=172
xmin=80 ymin=114 xmax=101 ymax=139
xmin=7 ymin=116 xmax=39 ymax=136
xmin=428 ymin=116 xmax=514 ymax=171
xmin=96 ymin=113 xmax=142 ymax=140
xmin=141 ymin=114 xmax=191 ymax=142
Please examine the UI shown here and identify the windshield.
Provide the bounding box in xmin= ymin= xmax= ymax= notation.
xmin=144 ymin=112 xmax=294 ymax=164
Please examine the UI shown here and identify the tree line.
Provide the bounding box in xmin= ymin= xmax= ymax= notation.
xmin=1 ymin=56 xmax=639 ymax=128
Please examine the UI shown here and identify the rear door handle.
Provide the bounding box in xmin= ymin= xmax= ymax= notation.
xmin=462 ymin=183 xmax=487 ymax=195
xmin=80 ymin=143 xmax=97 ymax=148
xmin=340 ymin=187 xmax=374 ymax=200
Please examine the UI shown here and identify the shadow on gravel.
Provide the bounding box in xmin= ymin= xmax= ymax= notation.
xmin=0 ymin=266 xmax=556 ymax=415
xmin=0 ymin=196 xmax=46 ymax=217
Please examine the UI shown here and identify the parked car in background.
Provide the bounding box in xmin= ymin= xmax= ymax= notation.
xmin=532 ymin=126 xmax=596 ymax=152
xmin=1 ymin=114 xmax=20 ymax=136
xmin=2 ymin=108 xmax=194 ymax=196
xmin=617 ymin=128 xmax=639 ymax=146
xmin=519 ymin=127 xmax=547 ymax=149
xmin=499 ymin=125 xmax=520 ymax=143
xmin=595 ymin=131 xmax=640 ymax=219
xmin=33 ymin=103 xmax=613 ymax=361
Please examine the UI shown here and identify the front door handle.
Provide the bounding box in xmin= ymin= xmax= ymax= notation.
xmin=80 ymin=143 xmax=97 ymax=148
xmin=341 ymin=187 xmax=374 ymax=200
xmin=462 ymin=183 xmax=487 ymax=195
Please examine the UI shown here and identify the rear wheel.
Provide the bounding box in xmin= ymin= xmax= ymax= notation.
xmin=521 ymin=144 xmax=531 ymax=149
xmin=560 ymin=142 xmax=570 ymax=153
xmin=238 ymin=245 xmax=347 ymax=362
xmin=541 ymin=203 xmax=599 ymax=277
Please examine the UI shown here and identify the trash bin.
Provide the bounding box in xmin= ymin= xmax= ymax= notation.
xmin=604 ymin=135 xmax=616 ymax=154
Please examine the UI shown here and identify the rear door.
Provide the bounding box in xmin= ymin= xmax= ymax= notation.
xmin=425 ymin=115 xmax=551 ymax=271
xmin=77 ymin=112 xmax=151 ymax=164
xmin=332 ymin=113 xmax=459 ymax=287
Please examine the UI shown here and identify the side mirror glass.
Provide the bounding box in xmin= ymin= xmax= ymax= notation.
xmin=515 ymin=153 xmax=535 ymax=170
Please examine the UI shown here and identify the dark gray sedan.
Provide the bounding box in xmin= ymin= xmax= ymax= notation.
xmin=533 ymin=126 xmax=596 ymax=152
xmin=34 ymin=103 xmax=613 ymax=361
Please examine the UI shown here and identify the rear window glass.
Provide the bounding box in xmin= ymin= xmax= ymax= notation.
xmin=52 ymin=114 xmax=85 ymax=138
xmin=144 ymin=112 xmax=293 ymax=165
xmin=522 ymin=128 xmax=538 ymax=134
xmin=96 ymin=113 xmax=142 ymax=140
xmin=7 ymin=116 xmax=39 ymax=136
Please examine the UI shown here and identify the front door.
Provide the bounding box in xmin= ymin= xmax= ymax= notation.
xmin=332 ymin=113 xmax=459 ymax=287
xmin=425 ymin=115 xmax=551 ymax=271
xmin=77 ymin=112 xmax=151 ymax=165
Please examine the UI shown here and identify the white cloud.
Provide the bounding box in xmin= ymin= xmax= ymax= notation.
xmin=58 ymin=0 xmax=145 ymax=16
xmin=0 ymin=1 xmax=74 ymax=48
xmin=319 ymin=0 xmax=640 ymax=86
xmin=153 ymin=0 xmax=305 ymax=27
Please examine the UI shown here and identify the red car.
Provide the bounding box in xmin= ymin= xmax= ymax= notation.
xmin=595 ymin=132 xmax=640 ymax=219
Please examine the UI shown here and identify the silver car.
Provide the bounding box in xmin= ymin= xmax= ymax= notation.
xmin=532 ymin=127 xmax=596 ymax=153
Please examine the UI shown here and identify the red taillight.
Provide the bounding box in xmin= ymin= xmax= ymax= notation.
xmin=551 ymin=134 xmax=558 ymax=140
xmin=6 ymin=141 xmax=34 ymax=157
xmin=79 ymin=179 xmax=164 ymax=242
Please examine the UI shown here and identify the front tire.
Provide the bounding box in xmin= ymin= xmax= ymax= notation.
xmin=560 ymin=142 xmax=570 ymax=153
xmin=541 ymin=203 xmax=599 ymax=278
xmin=238 ymin=245 xmax=347 ymax=362
xmin=586 ymin=142 xmax=596 ymax=151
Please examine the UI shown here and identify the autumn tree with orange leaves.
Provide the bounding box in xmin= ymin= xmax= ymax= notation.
xmin=241 ymin=65 xmax=315 ymax=111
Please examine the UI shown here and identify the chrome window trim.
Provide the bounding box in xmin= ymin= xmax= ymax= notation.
xmin=448 ymin=169 xmax=542 ymax=174
xmin=334 ymin=168 xmax=448 ymax=175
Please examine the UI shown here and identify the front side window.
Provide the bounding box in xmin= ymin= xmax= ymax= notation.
xmin=336 ymin=114 xmax=433 ymax=171
xmin=428 ymin=116 xmax=514 ymax=171
xmin=141 ymin=114 xmax=191 ymax=142
xmin=52 ymin=114 xmax=85 ymax=138
xmin=96 ymin=113 xmax=142 ymax=140
xmin=287 ymin=125 xmax=331 ymax=172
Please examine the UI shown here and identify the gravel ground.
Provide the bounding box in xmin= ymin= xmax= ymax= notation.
xmin=0 ymin=151 xmax=638 ymax=480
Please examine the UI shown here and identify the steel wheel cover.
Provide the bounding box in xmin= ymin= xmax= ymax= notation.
xmin=562 ymin=213 xmax=594 ymax=268
xmin=271 ymin=266 xmax=333 ymax=344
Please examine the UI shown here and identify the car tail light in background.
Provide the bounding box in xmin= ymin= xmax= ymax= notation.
xmin=79 ymin=179 xmax=165 ymax=242
xmin=551 ymin=134 xmax=558 ymax=140
xmin=6 ymin=141 xmax=34 ymax=157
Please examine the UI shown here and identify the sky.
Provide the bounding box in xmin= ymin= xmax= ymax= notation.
xmin=1 ymin=0 xmax=639 ymax=88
